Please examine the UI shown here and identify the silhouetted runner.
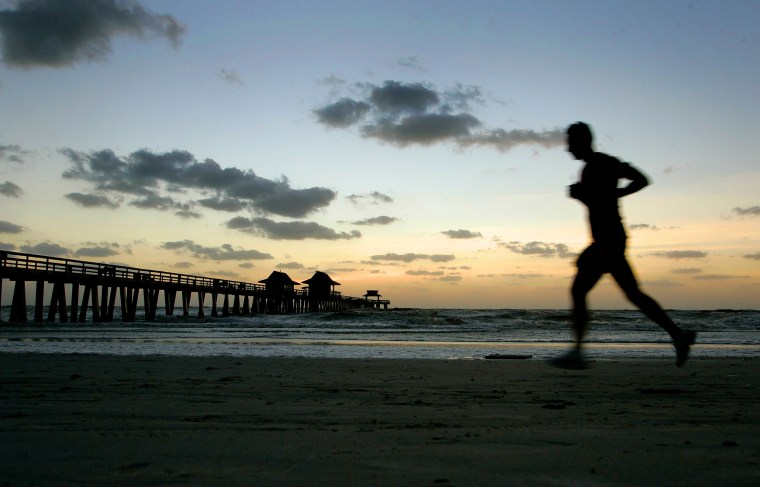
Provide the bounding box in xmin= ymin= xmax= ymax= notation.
xmin=551 ymin=122 xmax=696 ymax=369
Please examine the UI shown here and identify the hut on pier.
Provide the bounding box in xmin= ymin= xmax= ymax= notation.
xmin=363 ymin=290 xmax=389 ymax=309
xmin=259 ymin=271 xmax=300 ymax=293
xmin=302 ymin=270 xmax=340 ymax=312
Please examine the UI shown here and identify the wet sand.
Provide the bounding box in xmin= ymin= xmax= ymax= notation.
xmin=1 ymin=353 xmax=758 ymax=486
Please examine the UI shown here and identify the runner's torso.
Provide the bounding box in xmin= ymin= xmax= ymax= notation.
xmin=580 ymin=152 xmax=628 ymax=245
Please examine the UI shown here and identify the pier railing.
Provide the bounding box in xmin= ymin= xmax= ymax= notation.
xmin=0 ymin=250 xmax=388 ymax=323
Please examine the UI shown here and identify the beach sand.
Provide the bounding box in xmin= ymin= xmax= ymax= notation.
xmin=1 ymin=354 xmax=758 ymax=486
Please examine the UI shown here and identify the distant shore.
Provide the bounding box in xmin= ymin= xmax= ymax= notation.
xmin=1 ymin=354 xmax=758 ymax=486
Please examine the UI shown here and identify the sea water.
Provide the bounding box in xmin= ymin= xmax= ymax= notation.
xmin=0 ymin=307 xmax=758 ymax=360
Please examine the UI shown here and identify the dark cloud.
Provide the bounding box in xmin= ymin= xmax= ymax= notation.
xmin=370 ymin=81 xmax=439 ymax=115
xmin=276 ymin=262 xmax=304 ymax=270
xmin=371 ymin=253 xmax=455 ymax=263
xmin=128 ymin=193 xmax=180 ymax=211
xmin=352 ymin=216 xmax=398 ymax=226
xmin=20 ymin=241 xmax=70 ymax=256
xmin=65 ymin=192 xmax=120 ymax=208
xmin=406 ymin=270 xmax=444 ymax=276
xmin=456 ymin=128 xmax=565 ymax=152
xmin=0 ymin=180 xmax=22 ymax=197
xmin=61 ymin=148 xmax=336 ymax=218
xmin=315 ymin=80 xmax=564 ymax=151
xmin=161 ymin=240 xmax=273 ymax=261
xmin=629 ymin=223 xmax=660 ymax=231
xmin=75 ymin=246 xmax=119 ymax=258
xmin=693 ymin=274 xmax=745 ymax=280
xmin=175 ymin=210 xmax=201 ymax=219
xmin=672 ymin=268 xmax=703 ymax=274
xmin=314 ymin=98 xmax=371 ymax=128
xmin=442 ymin=229 xmax=482 ymax=239
xmin=362 ymin=113 xmax=481 ymax=146
xmin=0 ymin=241 xmax=15 ymax=251
xmin=437 ymin=275 xmax=462 ymax=283
xmin=0 ymin=220 xmax=23 ymax=233
xmin=346 ymin=191 xmax=394 ymax=205
xmin=743 ymin=253 xmax=760 ymax=260
xmin=227 ymin=216 xmax=361 ymax=241
xmin=733 ymin=206 xmax=760 ymax=216
xmin=653 ymin=250 xmax=707 ymax=260
xmin=173 ymin=261 xmax=193 ymax=269
xmin=0 ymin=0 xmax=185 ymax=68
xmin=198 ymin=196 xmax=246 ymax=212
xmin=0 ymin=143 xmax=28 ymax=163
xmin=500 ymin=241 xmax=573 ymax=258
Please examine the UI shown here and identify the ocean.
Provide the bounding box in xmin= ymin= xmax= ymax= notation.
xmin=1 ymin=308 xmax=758 ymax=360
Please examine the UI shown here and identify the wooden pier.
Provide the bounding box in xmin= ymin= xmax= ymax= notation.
xmin=0 ymin=251 xmax=389 ymax=323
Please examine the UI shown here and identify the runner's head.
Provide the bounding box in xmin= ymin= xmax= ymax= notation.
xmin=567 ymin=122 xmax=593 ymax=160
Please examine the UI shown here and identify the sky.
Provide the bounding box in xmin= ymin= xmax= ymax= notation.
xmin=1 ymin=0 xmax=759 ymax=309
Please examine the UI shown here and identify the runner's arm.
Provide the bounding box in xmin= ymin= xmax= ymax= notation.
xmin=617 ymin=162 xmax=649 ymax=197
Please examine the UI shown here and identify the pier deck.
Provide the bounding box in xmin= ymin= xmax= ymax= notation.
xmin=0 ymin=251 xmax=388 ymax=323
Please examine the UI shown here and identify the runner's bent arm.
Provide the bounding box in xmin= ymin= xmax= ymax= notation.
xmin=617 ymin=163 xmax=649 ymax=198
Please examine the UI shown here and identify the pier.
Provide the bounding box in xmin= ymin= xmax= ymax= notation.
xmin=0 ymin=251 xmax=389 ymax=323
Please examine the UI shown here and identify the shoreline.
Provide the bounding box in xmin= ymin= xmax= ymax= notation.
xmin=1 ymin=353 xmax=759 ymax=485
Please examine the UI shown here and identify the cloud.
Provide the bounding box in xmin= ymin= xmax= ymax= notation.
xmin=672 ymin=268 xmax=703 ymax=274
xmin=442 ymin=229 xmax=482 ymax=239
xmin=276 ymin=262 xmax=304 ymax=270
xmin=346 ymin=191 xmax=394 ymax=206
xmin=20 ymin=241 xmax=70 ymax=256
xmin=502 ymin=273 xmax=545 ymax=279
xmin=227 ymin=216 xmax=361 ymax=240
xmin=629 ymin=223 xmax=660 ymax=231
xmin=175 ymin=210 xmax=201 ymax=219
xmin=693 ymin=274 xmax=745 ymax=281
xmin=406 ymin=270 xmax=444 ymax=276
xmin=161 ymin=240 xmax=273 ymax=261
xmin=352 ymin=216 xmax=398 ymax=226
xmin=437 ymin=275 xmax=462 ymax=283
xmin=173 ymin=261 xmax=193 ymax=269
xmin=61 ymin=148 xmax=336 ymax=218
xmin=198 ymin=196 xmax=246 ymax=212
xmin=733 ymin=206 xmax=760 ymax=216
xmin=743 ymin=253 xmax=760 ymax=260
xmin=315 ymin=80 xmax=564 ymax=151
xmin=0 ymin=241 xmax=15 ymax=251
xmin=0 ymin=144 xmax=28 ymax=163
xmin=500 ymin=241 xmax=573 ymax=258
xmin=369 ymin=81 xmax=439 ymax=115
xmin=75 ymin=246 xmax=119 ymax=258
xmin=0 ymin=220 xmax=23 ymax=233
xmin=653 ymin=250 xmax=707 ymax=260
xmin=371 ymin=253 xmax=455 ymax=263
xmin=0 ymin=0 xmax=185 ymax=69
xmin=0 ymin=180 xmax=22 ymax=197
xmin=362 ymin=113 xmax=481 ymax=146
xmin=218 ymin=68 xmax=243 ymax=85
xmin=65 ymin=192 xmax=120 ymax=208
xmin=397 ymin=55 xmax=425 ymax=71
xmin=314 ymin=98 xmax=371 ymax=128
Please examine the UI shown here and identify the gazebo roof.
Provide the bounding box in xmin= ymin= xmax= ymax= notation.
xmin=259 ymin=270 xmax=300 ymax=286
xmin=302 ymin=270 xmax=340 ymax=286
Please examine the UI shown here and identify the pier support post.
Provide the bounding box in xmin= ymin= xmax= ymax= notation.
xmin=9 ymin=279 xmax=27 ymax=323
xmin=70 ymin=283 xmax=80 ymax=322
xmin=35 ymin=280 xmax=44 ymax=322
xmin=197 ymin=291 xmax=205 ymax=318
